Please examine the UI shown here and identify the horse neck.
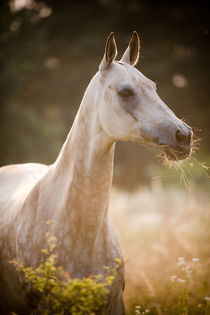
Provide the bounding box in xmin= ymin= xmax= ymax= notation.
xmin=52 ymin=75 xmax=115 ymax=240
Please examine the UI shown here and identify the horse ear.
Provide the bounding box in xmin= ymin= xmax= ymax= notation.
xmin=120 ymin=31 xmax=140 ymax=66
xmin=99 ymin=32 xmax=118 ymax=71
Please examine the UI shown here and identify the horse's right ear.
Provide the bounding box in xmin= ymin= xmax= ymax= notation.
xmin=120 ymin=31 xmax=140 ymax=67
xmin=99 ymin=32 xmax=118 ymax=71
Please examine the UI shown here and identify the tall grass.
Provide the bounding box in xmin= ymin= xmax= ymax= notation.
xmin=110 ymin=180 xmax=210 ymax=314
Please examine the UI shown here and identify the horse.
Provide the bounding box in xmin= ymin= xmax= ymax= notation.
xmin=0 ymin=31 xmax=193 ymax=314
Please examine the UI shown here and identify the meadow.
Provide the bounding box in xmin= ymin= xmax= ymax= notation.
xmin=12 ymin=174 xmax=210 ymax=314
xmin=110 ymin=174 xmax=210 ymax=314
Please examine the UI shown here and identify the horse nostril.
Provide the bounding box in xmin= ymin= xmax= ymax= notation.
xmin=176 ymin=129 xmax=191 ymax=146
xmin=187 ymin=131 xmax=192 ymax=145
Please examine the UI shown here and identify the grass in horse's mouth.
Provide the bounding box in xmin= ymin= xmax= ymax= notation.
xmin=156 ymin=139 xmax=209 ymax=187
xmin=158 ymin=128 xmax=201 ymax=164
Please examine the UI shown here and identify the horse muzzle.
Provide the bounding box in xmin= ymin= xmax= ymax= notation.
xmin=160 ymin=125 xmax=193 ymax=161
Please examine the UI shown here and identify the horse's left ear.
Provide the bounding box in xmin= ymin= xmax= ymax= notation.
xmin=99 ymin=32 xmax=118 ymax=71
xmin=120 ymin=31 xmax=140 ymax=66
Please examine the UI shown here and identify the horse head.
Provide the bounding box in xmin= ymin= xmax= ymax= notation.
xmin=97 ymin=31 xmax=193 ymax=161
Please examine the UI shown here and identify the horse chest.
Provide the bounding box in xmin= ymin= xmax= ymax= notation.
xmin=56 ymin=220 xmax=124 ymax=277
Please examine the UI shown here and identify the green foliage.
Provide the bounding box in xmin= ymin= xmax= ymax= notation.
xmin=10 ymin=221 xmax=120 ymax=315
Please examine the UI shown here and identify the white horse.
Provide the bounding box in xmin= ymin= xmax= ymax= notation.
xmin=0 ymin=32 xmax=193 ymax=314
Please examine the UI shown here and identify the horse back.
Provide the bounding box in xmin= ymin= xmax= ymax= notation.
xmin=0 ymin=163 xmax=48 ymax=220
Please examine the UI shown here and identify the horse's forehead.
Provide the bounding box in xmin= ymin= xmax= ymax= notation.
xmin=109 ymin=63 xmax=153 ymax=88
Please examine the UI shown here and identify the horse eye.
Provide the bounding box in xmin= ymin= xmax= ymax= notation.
xmin=118 ymin=88 xmax=135 ymax=97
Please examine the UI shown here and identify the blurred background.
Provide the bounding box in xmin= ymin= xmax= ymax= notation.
xmin=1 ymin=0 xmax=209 ymax=313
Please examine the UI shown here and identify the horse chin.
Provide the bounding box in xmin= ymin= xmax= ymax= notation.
xmin=162 ymin=147 xmax=192 ymax=162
